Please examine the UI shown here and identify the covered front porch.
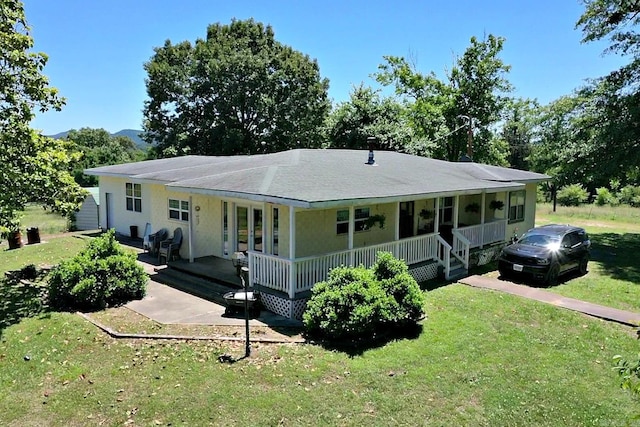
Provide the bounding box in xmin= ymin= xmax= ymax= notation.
xmin=250 ymin=218 xmax=508 ymax=296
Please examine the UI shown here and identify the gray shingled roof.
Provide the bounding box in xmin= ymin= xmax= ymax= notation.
xmin=85 ymin=149 xmax=549 ymax=208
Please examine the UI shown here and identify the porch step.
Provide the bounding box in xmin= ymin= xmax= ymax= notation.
xmin=448 ymin=266 xmax=469 ymax=281
xmin=152 ymin=267 xmax=239 ymax=306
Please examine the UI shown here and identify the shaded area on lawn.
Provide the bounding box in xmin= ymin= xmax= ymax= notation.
xmin=590 ymin=233 xmax=640 ymax=284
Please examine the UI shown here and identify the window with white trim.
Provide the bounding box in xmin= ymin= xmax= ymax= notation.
xmin=336 ymin=207 xmax=371 ymax=235
xmin=508 ymin=190 xmax=525 ymax=223
xmin=126 ymin=183 xmax=141 ymax=212
xmin=168 ymin=199 xmax=189 ymax=221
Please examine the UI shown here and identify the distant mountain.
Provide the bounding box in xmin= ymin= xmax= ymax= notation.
xmin=49 ymin=129 xmax=149 ymax=150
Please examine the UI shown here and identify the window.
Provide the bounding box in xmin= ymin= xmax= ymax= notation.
xmin=168 ymin=199 xmax=189 ymax=221
xmin=354 ymin=207 xmax=370 ymax=231
xmin=336 ymin=207 xmax=370 ymax=235
xmin=126 ymin=183 xmax=141 ymax=212
xmin=509 ymin=190 xmax=525 ymax=223
xmin=336 ymin=209 xmax=349 ymax=235
xmin=272 ymin=207 xmax=279 ymax=256
xmin=439 ymin=197 xmax=453 ymax=223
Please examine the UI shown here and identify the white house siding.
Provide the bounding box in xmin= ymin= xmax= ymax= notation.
xmin=505 ymin=183 xmax=538 ymax=239
xmin=295 ymin=203 xmax=397 ymax=258
xmin=75 ymin=191 xmax=99 ymax=230
xmin=98 ymin=177 xmax=152 ymax=236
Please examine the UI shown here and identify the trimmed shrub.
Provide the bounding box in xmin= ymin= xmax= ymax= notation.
xmin=557 ymin=184 xmax=589 ymax=207
xmin=618 ymin=185 xmax=640 ymax=207
xmin=48 ymin=230 xmax=147 ymax=310
xmin=595 ymin=187 xmax=616 ymax=206
xmin=303 ymin=252 xmax=426 ymax=340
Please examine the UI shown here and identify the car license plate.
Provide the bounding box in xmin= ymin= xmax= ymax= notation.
xmin=513 ymin=264 xmax=523 ymax=272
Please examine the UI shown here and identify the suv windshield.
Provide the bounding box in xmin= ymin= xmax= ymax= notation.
xmin=518 ymin=233 xmax=561 ymax=247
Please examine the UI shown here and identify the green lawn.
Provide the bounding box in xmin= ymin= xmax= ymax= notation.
xmin=18 ymin=204 xmax=70 ymax=235
xmin=1 ymin=203 xmax=639 ymax=425
xmin=533 ymin=203 xmax=640 ymax=313
xmin=1 ymin=285 xmax=637 ymax=426
xmin=0 ymin=235 xmax=90 ymax=277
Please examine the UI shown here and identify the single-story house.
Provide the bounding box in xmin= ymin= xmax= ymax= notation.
xmin=74 ymin=187 xmax=100 ymax=231
xmin=85 ymin=149 xmax=548 ymax=319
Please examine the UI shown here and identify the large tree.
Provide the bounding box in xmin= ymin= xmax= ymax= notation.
xmin=324 ymin=85 xmax=413 ymax=151
xmin=0 ymin=0 xmax=85 ymax=233
xmin=376 ymin=34 xmax=512 ymax=164
xmin=143 ymin=19 xmax=330 ymax=157
xmin=64 ymin=128 xmax=145 ymax=186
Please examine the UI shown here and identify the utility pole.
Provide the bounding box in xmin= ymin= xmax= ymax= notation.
xmin=457 ymin=115 xmax=473 ymax=161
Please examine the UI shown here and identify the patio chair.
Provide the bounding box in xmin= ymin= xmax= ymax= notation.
xmin=148 ymin=228 xmax=168 ymax=256
xmin=158 ymin=227 xmax=183 ymax=263
xmin=142 ymin=223 xmax=153 ymax=253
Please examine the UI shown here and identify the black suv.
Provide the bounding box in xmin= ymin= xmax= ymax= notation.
xmin=498 ymin=224 xmax=590 ymax=285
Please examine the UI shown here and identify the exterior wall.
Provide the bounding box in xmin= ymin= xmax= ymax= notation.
xmin=75 ymin=195 xmax=99 ymax=230
xmin=458 ymin=194 xmax=483 ymax=226
xmin=98 ymin=177 xmax=152 ymax=236
xmin=505 ymin=183 xmax=538 ymax=240
xmin=294 ymin=203 xmax=397 ymax=258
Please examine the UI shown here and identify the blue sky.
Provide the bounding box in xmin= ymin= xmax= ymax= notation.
xmin=25 ymin=0 xmax=627 ymax=135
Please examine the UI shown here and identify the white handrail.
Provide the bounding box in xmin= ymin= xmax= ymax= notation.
xmin=452 ymin=230 xmax=470 ymax=270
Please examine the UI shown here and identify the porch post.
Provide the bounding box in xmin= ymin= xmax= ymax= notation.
xmin=453 ymin=195 xmax=459 ymax=228
xmin=480 ymin=193 xmax=486 ymax=249
xmin=434 ymin=198 xmax=440 ymax=234
xmin=188 ymin=195 xmax=194 ymax=263
xmin=394 ymin=202 xmax=400 ymax=241
xmin=288 ymin=207 xmax=296 ymax=299
xmin=348 ymin=206 xmax=355 ymax=266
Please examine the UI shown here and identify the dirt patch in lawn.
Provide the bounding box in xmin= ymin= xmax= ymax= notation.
xmin=85 ymin=306 xmax=305 ymax=343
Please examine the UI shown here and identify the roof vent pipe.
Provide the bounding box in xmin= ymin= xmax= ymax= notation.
xmin=366 ymin=136 xmax=377 ymax=166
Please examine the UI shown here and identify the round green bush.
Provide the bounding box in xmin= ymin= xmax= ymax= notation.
xmin=557 ymin=184 xmax=589 ymax=207
xmin=48 ymin=229 xmax=147 ymax=310
xmin=303 ymin=252 xmax=426 ymax=340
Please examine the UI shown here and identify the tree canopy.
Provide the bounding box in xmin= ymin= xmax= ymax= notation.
xmin=375 ymin=34 xmax=512 ymax=164
xmin=324 ymin=85 xmax=412 ymax=151
xmin=527 ymin=0 xmax=640 ymax=191
xmin=64 ymin=128 xmax=145 ymax=186
xmin=0 ymin=0 xmax=85 ymax=232
xmin=143 ymin=19 xmax=330 ymax=157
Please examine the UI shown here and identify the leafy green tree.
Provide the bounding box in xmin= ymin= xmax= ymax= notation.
xmin=323 ymin=85 xmax=412 ymax=151
xmin=0 ymin=0 xmax=85 ymax=233
xmin=143 ymin=19 xmax=330 ymax=157
xmin=376 ymin=34 xmax=512 ymax=164
xmin=64 ymin=128 xmax=145 ymax=186
xmin=577 ymin=0 xmax=640 ymax=88
xmin=500 ymin=98 xmax=538 ymax=170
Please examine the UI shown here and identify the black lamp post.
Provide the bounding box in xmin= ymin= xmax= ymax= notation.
xmin=240 ymin=266 xmax=251 ymax=357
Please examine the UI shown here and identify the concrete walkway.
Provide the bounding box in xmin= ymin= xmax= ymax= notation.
xmin=460 ymin=275 xmax=640 ymax=327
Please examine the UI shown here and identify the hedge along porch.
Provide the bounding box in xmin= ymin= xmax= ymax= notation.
xmin=86 ymin=149 xmax=548 ymax=319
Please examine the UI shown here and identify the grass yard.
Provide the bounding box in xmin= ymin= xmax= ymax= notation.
xmin=18 ymin=204 xmax=70 ymax=236
xmin=533 ymin=203 xmax=640 ymax=313
xmin=1 ymin=286 xmax=638 ymax=426
xmin=0 ymin=235 xmax=91 ymax=277
xmin=1 ymin=203 xmax=639 ymax=425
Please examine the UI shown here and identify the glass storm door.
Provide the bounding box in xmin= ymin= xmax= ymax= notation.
xmin=236 ymin=206 xmax=248 ymax=252
xmin=252 ymin=207 xmax=263 ymax=252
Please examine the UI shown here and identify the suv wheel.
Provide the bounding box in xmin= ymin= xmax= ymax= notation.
xmin=578 ymin=256 xmax=589 ymax=275
xmin=545 ymin=263 xmax=560 ymax=286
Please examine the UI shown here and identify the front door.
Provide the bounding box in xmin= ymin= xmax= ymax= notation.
xmin=399 ymin=201 xmax=414 ymax=239
xmin=105 ymin=193 xmax=113 ymax=230
xmin=235 ymin=205 xmax=264 ymax=253
xmin=236 ymin=206 xmax=249 ymax=252
xmin=438 ymin=197 xmax=454 ymax=243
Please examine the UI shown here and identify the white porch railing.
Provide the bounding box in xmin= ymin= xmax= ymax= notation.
xmin=249 ymin=233 xmax=440 ymax=295
xmin=436 ymin=235 xmax=452 ymax=280
xmin=456 ymin=220 xmax=507 ymax=249
xmin=451 ymin=230 xmax=470 ymax=270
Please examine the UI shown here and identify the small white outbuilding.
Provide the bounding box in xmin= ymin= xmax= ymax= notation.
xmin=74 ymin=187 xmax=100 ymax=231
